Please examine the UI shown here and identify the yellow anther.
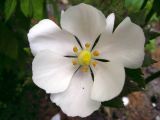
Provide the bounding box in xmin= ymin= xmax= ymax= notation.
xmin=81 ymin=66 xmax=88 ymax=72
xmin=92 ymin=61 xmax=97 ymax=67
xmin=73 ymin=46 xmax=78 ymax=53
xmin=85 ymin=42 xmax=91 ymax=48
xmin=92 ymin=50 xmax=100 ymax=56
xmin=72 ymin=59 xmax=77 ymax=65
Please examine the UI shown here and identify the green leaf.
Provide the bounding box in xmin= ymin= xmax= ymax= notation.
xmin=153 ymin=0 xmax=160 ymax=16
xmin=52 ymin=0 xmax=60 ymax=24
xmin=20 ymin=0 xmax=44 ymax=20
xmin=149 ymin=32 xmax=160 ymax=40
xmin=125 ymin=0 xmax=144 ymax=12
xmin=125 ymin=68 xmax=145 ymax=88
xmin=145 ymin=0 xmax=160 ymax=23
xmin=144 ymin=30 xmax=160 ymax=45
xmin=145 ymin=31 xmax=160 ymax=41
xmin=145 ymin=39 xmax=156 ymax=52
xmin=4 ymin=0 xmax=17 ymax=21
xmin=145 ymin=5 xmax=154 ymax=23
xmin=31 ymin=0 xmax=44 ymax=20
xmin=142 ymin=54 xmax=156 ymax=67
xmin=102 ymin=97 xmax=124 ymax=108
xmin=0 ymin=22 xmax=18 ymax=60
xmin=20 ymin=0 xmax=32 ymax=17
xmin=129 ymin=10 xmax=146 ymax=25
xmin=141 ymin=0 xmax=149 ymax=9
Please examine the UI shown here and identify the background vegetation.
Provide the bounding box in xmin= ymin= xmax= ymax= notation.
xmin=0 ymin=0 xmax=160 ymax=120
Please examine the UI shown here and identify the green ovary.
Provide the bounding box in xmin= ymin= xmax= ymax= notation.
xmin=78 ymin=50 xmax=91 ymax=65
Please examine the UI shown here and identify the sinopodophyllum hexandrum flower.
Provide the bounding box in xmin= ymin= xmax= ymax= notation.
xmin=28 ymin=3 xmax=145 ymax=117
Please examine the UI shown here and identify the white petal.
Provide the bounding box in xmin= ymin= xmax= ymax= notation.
xmin=61 ymin=3 xmax=106 ymax=47
xmin=105 ymin=13 xmax=115 ymax=34
xmin=61 ymin=10 xmax=64 ymax=15
xmin=91 ymin=61 xmax=125 ymax=101
xmin=51 ymin=113 xmax=61 ymax=120
xmin=28 ymin=19 xmax=79 ymax=56
xmin=50 ymin=69 xmax=101 ymax=117
xmin=95 ymin=17 xmax=145 ymax=68
xmin=32 ymin=50 xmax=77 ymax=93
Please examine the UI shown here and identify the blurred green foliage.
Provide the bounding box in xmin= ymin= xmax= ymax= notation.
xmin=0 ymin=0 xmax=47 ymax=119
xmin=145 ymin=39 xmax=156 ymax=52
xmin=125 ymin=0 xmax=144 ymax=12
xmin=0 ymin=0 xmax=160 ymax=119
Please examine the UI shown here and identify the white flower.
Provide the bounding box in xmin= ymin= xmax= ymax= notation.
xmin=27 ymin=3 xmax=145 ymax=117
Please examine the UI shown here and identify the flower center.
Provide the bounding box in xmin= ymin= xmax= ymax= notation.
xmin=72 ymin=42 xmax=100 ymax=72
xmin=78 ymin=50 xmax=91 ymax=65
